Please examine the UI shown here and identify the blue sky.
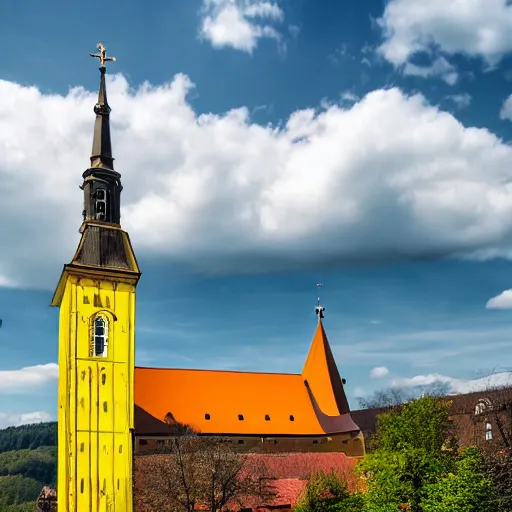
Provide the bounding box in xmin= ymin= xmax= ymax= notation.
xmin=1 ymin=0 xmax=512 ymax=427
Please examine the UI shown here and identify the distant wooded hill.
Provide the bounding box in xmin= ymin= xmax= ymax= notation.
xmin=0 ymin=422 xmax=57 ymax=511
xmin=0 ymin=422 xmax=57 ymax=454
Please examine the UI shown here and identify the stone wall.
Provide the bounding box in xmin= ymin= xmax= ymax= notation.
xmin=135 ymin=431 xmax=365 ymax=457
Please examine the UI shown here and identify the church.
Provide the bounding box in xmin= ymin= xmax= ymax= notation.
xmin=134 ymin=312 xmax=365 ymax=456
xmin=50 ymin=44 xmax=363 ymax=512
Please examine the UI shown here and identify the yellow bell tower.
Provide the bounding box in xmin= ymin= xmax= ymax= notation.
xmin=51 ymin=43 xmax=141 ymax=512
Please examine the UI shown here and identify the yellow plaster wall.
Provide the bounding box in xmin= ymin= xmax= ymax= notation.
xmin=57 ymin=275 xmax=136 ymax=512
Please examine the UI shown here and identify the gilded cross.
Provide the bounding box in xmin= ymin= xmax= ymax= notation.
xmin=90 ymin=43 xmax=116 ymax=68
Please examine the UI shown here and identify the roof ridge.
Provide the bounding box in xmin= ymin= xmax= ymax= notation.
xmin=135 ymin=366 xmax=301 ymax=376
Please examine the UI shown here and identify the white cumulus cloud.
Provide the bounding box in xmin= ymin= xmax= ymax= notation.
xmin=378 ymin=0 xmax=512 ymax=80
xmin=370 ymin=366 xmax=389 ymax=378
xmin=0 ymin=411 xmax=53 ymax=430
xmin=0 ymin=363 xmax=58 ymax=393
xmin=403 ymin=56 xmax=458 ymax=85
xmin=500 ymin=94 xmax=512 ymax=120
xmin=0 ymin=273 xmax=16 ymax=288
xmin=486 ymin=289 xmax=512 ymax=309
xmin=199 ymin=0 xmax=284 ymax=53
xmin=3 ymin=74 xmax=512 ymax=289
xmin=390 ymin=371 xmax=512 ymax=394
xmin=446 ymin=93 xmax=472 ymax=109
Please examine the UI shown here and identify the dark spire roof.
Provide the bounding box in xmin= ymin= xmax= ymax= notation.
xmin=80 ymin=43 xmax=123 ymax=226
xmin=50 ymin=43 xmax=141 ymax=309
xmin=89 ymin=43 xmax=116 ymax=171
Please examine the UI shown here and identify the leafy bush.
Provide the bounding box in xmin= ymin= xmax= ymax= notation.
xmin=295 ymin=470 xmax=364 ymax=512
xmin=421 ymin=447 xmax=496 ymax=512
xmin=357 ymin=396 xmax=457 ymax=511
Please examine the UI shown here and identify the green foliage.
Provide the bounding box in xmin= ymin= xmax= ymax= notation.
xmin=357 ymin=450 xmax=411 ymax=512
xmin=371 ymin=397 xmax=454 ymax=454
xmin=420 ymin=447 xmax=496 ymax=512
xmin=357 ymin=396 xmax=457 ymax=511
xmin=294 ymin=470 xmax=364 ymax=512
xmin=0 ymin=423 xmax=56 ymax=454
xmin=0 ymin=424 xmax=58 ymax=507
xmin=483 ymin=448 xmax=512 ymax=512
xmin=0 ymin=501 xmax=37 ymax=512
xmin=0 ymin=447 xmax=56 ymax=486
xmin=0 ymin=475 xmax=42 ymax=506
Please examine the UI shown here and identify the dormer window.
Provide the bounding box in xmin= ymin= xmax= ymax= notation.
xmin=92 ymin=315 xmax=109 ymax=357
xmin=475 ymin=398 xmax=493 ymax=416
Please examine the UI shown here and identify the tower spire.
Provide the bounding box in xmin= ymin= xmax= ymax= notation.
xmin=89 ymin=43 xmax=116 ymax=171
xmin=81 ymin=43 xmax=122 ymax=227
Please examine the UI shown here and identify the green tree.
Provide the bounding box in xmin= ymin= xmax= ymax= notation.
xmin=357 ymin=396 xmax=457 ymax=512
xmin=0 ymin=423 xmax=56 ymax=454
xmin=0 ymin=447 xmax=56 ymax=485
xmin=0 ymin=475 xmax=43 ymax=506
xmin=370 ymin=396 xmax=454 ymax=454
xmin=420 ymin=447 xmax=495 ymax=512
xmin=0 ymin=501 xmax=37 ymax=512
xmin=294 ymin=470 xmax=364 ymax=512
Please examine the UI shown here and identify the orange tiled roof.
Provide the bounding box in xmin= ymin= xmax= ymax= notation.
xmin=134 ymin=320 xmax=359 ymax=436
xmin=302 ymin=321 xmax=350 ymax=417
xmin=135 ymin=367 xmax=323 ymax=435
xmin=246 ymin=452 xmax=360 ymax=484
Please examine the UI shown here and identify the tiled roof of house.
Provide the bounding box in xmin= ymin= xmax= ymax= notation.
xmin=135 ymin=452 xmax=361 ymax=510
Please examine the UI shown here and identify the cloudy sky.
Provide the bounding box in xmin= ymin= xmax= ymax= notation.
xmin=1 ymin=0 xmax=512 ymax=428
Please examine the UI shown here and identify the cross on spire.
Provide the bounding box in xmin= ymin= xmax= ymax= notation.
xmin=315 ymin=283 xmax=325 ymax=320
xmin=90 ymin=43 xmax=116 ymax=68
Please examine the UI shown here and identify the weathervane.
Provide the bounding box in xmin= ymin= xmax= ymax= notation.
xmin=315 ymin=283 xmax=325 ymax=319
xmin=90 ymin=43 xmax=116 ymax=68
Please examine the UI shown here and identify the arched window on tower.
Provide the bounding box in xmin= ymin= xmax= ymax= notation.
xmin=485 ymin=422 xmax=493 ymax=441
xmin=91 ymin=315 xmax=109 ymax=357
xmin=95 ymin=189 xmax=108 ymax=221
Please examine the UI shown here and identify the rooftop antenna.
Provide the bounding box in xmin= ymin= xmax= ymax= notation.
xmin=315 ymin=283 xmax=325 ymax=320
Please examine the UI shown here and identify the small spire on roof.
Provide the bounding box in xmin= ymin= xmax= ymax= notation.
xmin=315 ymin=283 xmax=325 ymax=320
